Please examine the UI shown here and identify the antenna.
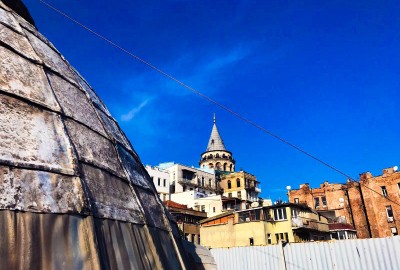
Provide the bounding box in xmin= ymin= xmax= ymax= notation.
xmin=394 ymin=166 xmax=398 ymax=172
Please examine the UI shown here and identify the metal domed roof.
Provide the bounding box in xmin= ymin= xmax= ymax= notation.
xmin=0 ymin=1 xmax=195 ymax=268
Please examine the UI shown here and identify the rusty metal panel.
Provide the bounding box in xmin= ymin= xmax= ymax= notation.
xmin=64 ymin=119 xmax=126 ymax=179
xmin=0 ymin=211 xmax=101 ymax=270
xmin=24 ymin=29 xmax=77 ymax=84
xmin=93 ymin=219 xmax=164 ymax=270
xmin=81 ymin=163 xmax=145 ymax=223
xmin=0 ymin=23 xmax=40 ymax=61
xmin=0 ymin=166 xmax=85 ymax=213
xmin=148 ymin=227 xmax=183 ymax=270
xmin=0 ymin=94 xmax=75 ymax=175
xmin=46 ymin=71 xmax=107 ymax=136
xmin=0 ymin=46 xmax=60 ymax=110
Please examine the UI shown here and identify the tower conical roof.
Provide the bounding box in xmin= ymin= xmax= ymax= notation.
xmin=206 ymin=115 xmax=227 ymax=151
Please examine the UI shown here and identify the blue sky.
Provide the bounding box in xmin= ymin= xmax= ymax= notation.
xmin=24 ymin=0 xmax=399 ymax=200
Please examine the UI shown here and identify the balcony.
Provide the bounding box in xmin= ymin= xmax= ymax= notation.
xmin=177 ymin=177 xmax=198 ymax=187
xmin=291 ymin=217 xmax=329 ymax=232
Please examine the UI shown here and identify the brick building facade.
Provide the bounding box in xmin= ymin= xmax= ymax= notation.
xmin=288 ymin=166 xmax=400 ymax=239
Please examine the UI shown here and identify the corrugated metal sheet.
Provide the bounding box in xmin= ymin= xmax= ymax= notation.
xmin=211 ymin=245 xmax=283 ymax=270
xmin=211 ymin=237 xmax=400 ymax=270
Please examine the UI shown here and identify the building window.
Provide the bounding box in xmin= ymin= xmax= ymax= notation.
xmin=228 ymin=193 xmax=232 ymax=198
xmin=386 ymin=206 xmax=394 ymax=221
xmin=294 ymin=198 xmax=299 ymax=204
xmin=237 ymin=191 xmax=241 ymax=199
xmin=391 ymin=227 xmax=398 ymax=236
xmin=314 ymin=197 xmax=320 ymax=208
xmin=275 ymin=234 xmax=279 ymax=243
xmin=267 ymin=234 xmax=272 ymax=244
xmin=213 ymin=207 xmax=216 ymax=213
xmin=381 ymin=186 xmax=388 ymax=197
xmin=201 ymin=205 xmax=205 ymax=212
xmin=249 ymin=238 xmax=254 ymax=246
xmin=321 ymin=196 xmax=327 ymax=206
xmin=163 ymin=194 xmax=166 ymax=201
xmin=291 ymin=208 xmax=300 ymax=218
xmin=273 ymin=208 xmax=287 ymax=221
xmin=209 ymin=179 xmax=211 ymax=187
xmin=158 ymin=178 xmax=161 ymax=186
xmin=236 ymin=178 xmax=241 ymax=188
xmin=227 ymin=180 xmax=232 ymax=189
xmin=163 ymin=179 xmax=166 ymax=187
xmin=398 ymin=183 xmax=400 ymax=193
xmin=284 ymin=233 xmax=289 ymax=242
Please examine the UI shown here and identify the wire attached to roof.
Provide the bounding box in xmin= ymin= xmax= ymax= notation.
xmin=37 ymin=0 xmax=400 ymax=208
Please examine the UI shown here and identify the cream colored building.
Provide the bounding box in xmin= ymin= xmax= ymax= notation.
xmin=159 ymin=162 xmax=219 ymax=196
xmin=145 ymin=165 xmax=170 ymax=201
xmin=200 ymin=203 xmax=330 ymax=248
xmin=171 ymin=191 xmax=223 ymax=217
xmin=220 ymin=170 xmax=261 ymax=209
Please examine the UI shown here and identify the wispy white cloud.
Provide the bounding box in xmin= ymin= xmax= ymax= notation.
xmin=120 ymin=97 xmax=153 ymax=121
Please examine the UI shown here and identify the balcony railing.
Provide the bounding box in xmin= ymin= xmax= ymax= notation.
xmin=177 ymin=177 xmax=198 ymax=186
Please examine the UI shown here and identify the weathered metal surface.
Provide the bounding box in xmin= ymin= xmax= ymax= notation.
xmin=0 ymin=46 xmax=59 ymax=110
xmin=97 ymin=109 xmax=132 ymax=151
xmin=0 ymin=6 xmax=22 ymax=33
xmin=0 ymin=95 xmax=75 ymax=175
xmin=0 ymin=1 xmax=193 ymax=269
xmin=117 ymin=144 xmax=151 ymax=189
xmin=211 ymin=237 xmax=400 ymax=270
xmin=24 ymin=29 xmax=76 ymax=84
xmin=0 ymin=23 xmax=40 ymax=61
xmin=73 ymin=70 xmax=112 ymax=117
xmin=64 ymin=119 xmax=126 ymax=179
xmin=47 ymin=71 xmax=107 ymax=136
xmin=0 ymin=166 xmax=85 ymax=213
xmin=0 ymin=211 xmax=101 ymax=270
xmin=81 ymin=163 xmax=144 ymax=223
xmin=136 ymin=189 xmax=169 ymax=230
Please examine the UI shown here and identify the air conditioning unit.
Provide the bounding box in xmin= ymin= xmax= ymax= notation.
xmin=388 ymin=217 xmax=394 ymax=222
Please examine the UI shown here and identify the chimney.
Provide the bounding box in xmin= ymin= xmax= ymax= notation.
xmin=382 ymin=167 xmax=395 ymax=177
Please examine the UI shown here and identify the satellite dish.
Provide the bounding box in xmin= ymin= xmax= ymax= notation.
xmin=394 ymin=166 xmax=398 ymax=172
xmin=286 ymin=186 xmax=291 ymax=190
xmin=339 ymin=198 xmax=344 ymax=203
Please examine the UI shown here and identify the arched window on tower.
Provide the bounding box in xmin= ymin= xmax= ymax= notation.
xmin=209 ymin=163 xmax=214 ymax=168
xmin=227 ymin=180 xmax=232 ymax=189
xmin=229 ymin=164 xmax=233 ymax=172
xmin=223 ymin=163 xmax=227 ymax=171
xmin=216 ymin=153 xmax=220 ymax=158
xmin=202 ymin=177 xmax=205 ymax=187
xmin=236 ymin=178 xmax=241 ymax=188
xmin=216 ymin=162 xmax=221 ymax=170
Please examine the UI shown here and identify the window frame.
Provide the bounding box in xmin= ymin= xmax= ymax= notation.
xmin=381 ymin=186 xmax=388 ymax=197
xmin=274 ymin=208 xmax=288 ymax=221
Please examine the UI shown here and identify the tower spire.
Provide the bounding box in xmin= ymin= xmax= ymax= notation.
xmin=206 ymin=114 xmax=226 ymax=151
xmin=213 ymin=113 xmax=216 ymax=123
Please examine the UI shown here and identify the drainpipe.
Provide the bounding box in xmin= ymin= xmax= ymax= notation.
xmin=357 ymin=183 xmax=372 ymax=238
xmin=344 ymin=188 xmax=356 ymax=229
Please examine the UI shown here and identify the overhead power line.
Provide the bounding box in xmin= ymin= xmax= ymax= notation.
xmin=36 ymin=0 xmax=400 ymax=208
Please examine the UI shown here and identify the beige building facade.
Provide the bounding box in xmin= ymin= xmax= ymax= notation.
xmin=200 ymin=203 xmax=329 ymax=248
